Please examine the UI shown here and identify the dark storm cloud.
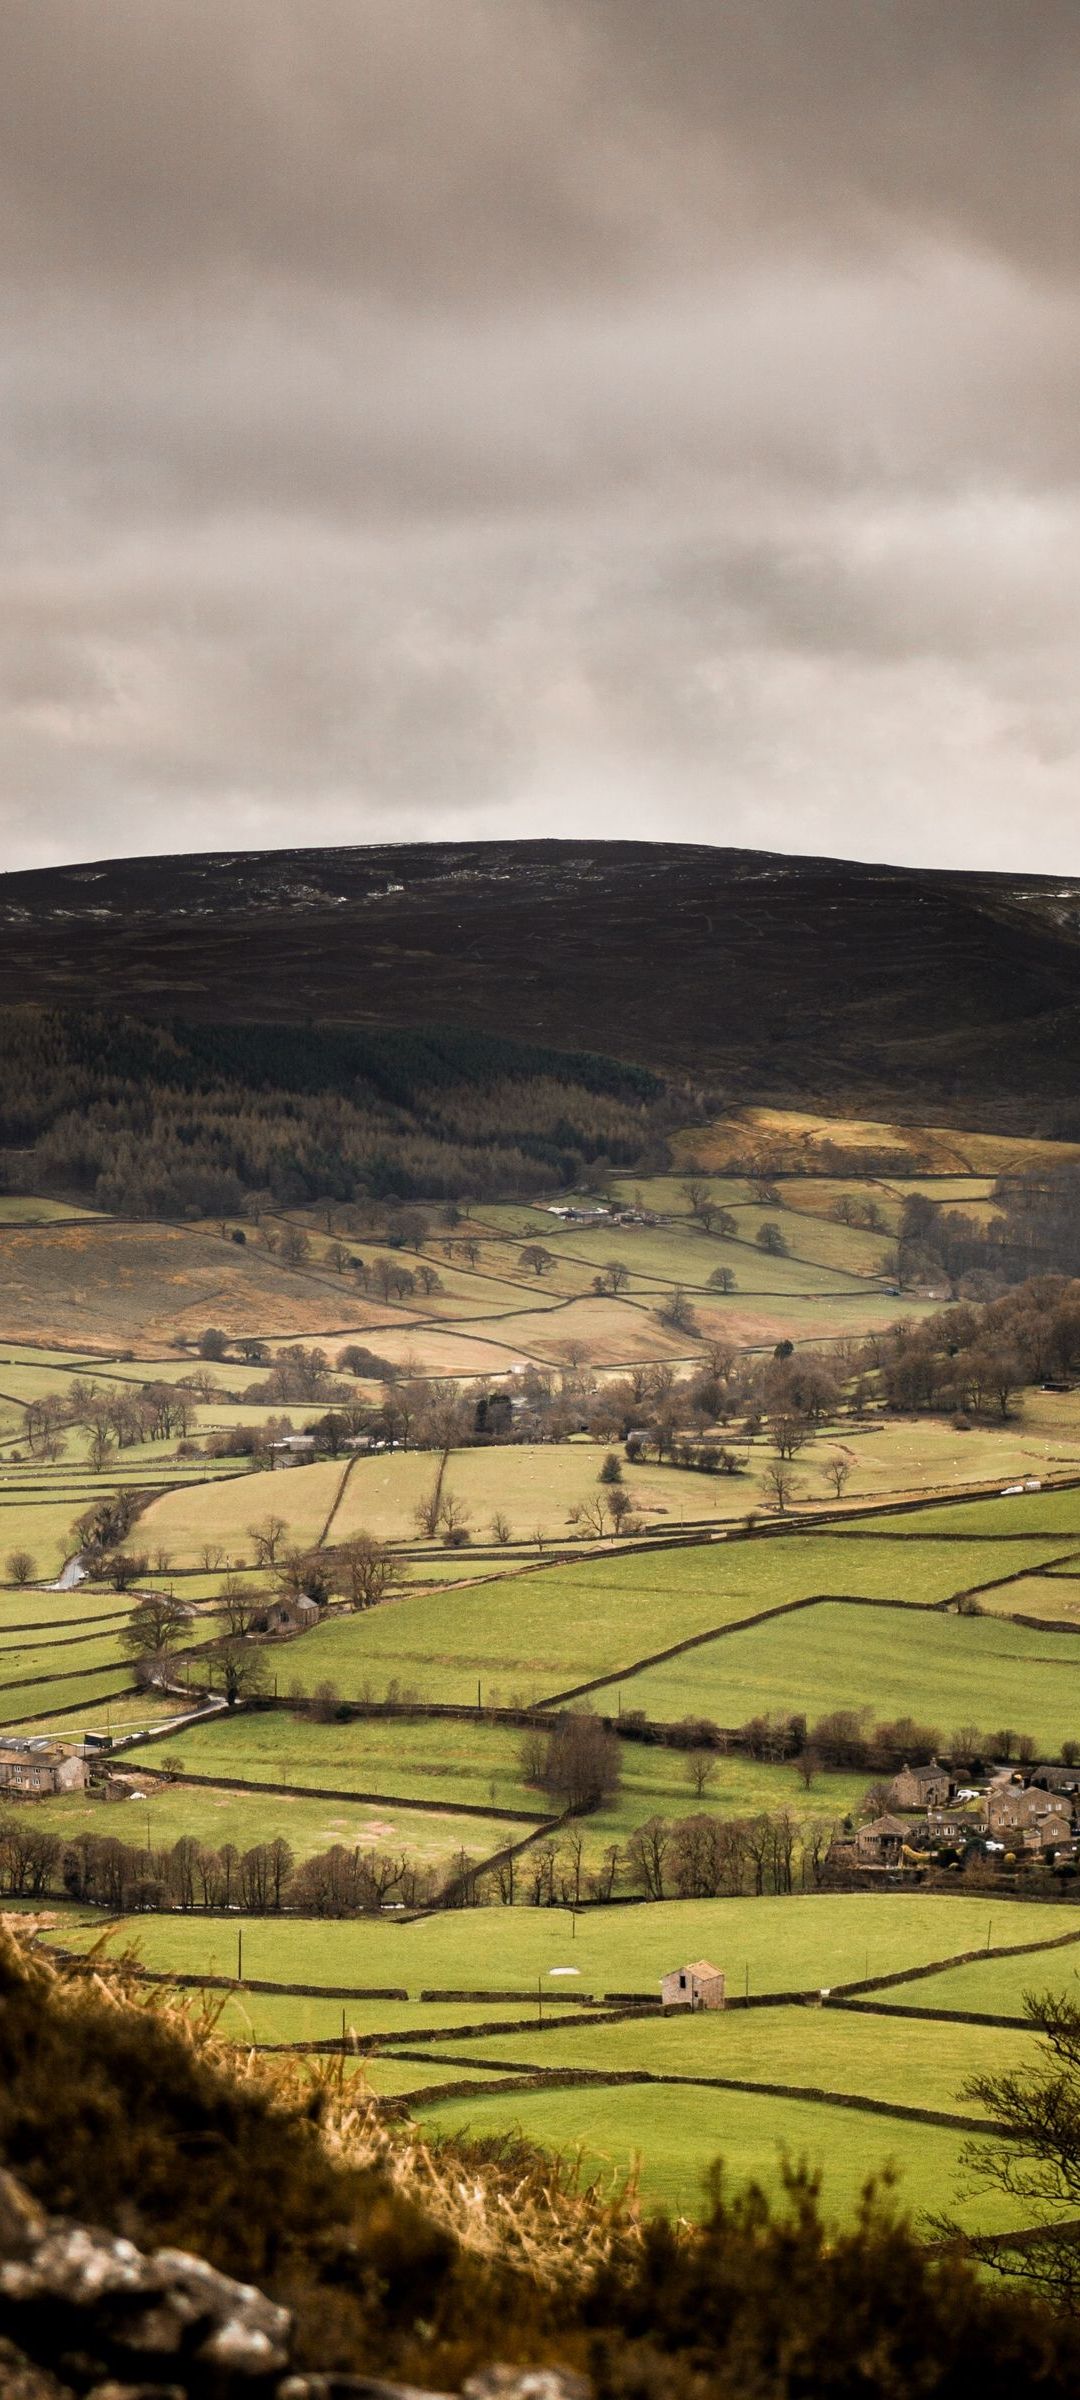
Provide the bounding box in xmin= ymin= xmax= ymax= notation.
xmin=1 ymin=2 xmax=1079 ymax=871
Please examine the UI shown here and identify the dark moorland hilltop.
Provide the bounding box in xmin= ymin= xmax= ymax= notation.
xmin=2 ymin=839 xmax=1080 ymax=1125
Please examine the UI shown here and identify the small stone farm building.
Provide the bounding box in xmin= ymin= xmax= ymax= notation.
xmin=0 ymin=1738 xmax=88 ymax=1796
xmin=258 ymin=1593 xmax=322 ymax=1636
xmin=661 ymin=1959 xmax=726 ymax=2011
xmin=270 ymin=1435 xmax=317 ymax=1469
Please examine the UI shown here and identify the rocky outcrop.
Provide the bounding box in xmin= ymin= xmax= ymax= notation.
xmin=0 ymin=2169 xmax=587 ymax=2400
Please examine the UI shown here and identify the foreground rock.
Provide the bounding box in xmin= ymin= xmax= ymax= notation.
xmin=0 ymin=2170 xmax=586 ymax=2400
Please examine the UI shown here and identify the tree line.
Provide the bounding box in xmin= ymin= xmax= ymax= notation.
xmin=0 ymin=1818 xmax=443 ymax=1914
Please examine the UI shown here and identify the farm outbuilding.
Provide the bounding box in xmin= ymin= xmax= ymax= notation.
xmin=258 ymin=1593 xmax=322 ymax=1636
xmin=661 ymin=1959 xmax=726 ymax=2011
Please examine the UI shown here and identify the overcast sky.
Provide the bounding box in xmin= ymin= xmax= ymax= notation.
xmin=3 ymin=2 xmax=1080 ymax=876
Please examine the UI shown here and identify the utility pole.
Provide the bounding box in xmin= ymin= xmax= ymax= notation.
xmin=237 ymin=1928 xmax=243 ymax=1984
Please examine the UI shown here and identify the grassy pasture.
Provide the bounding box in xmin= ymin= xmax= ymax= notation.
xmin=885 ymin=1177 xmax=999 ymax=1204
xmin=789 ymin=1414 xmax=1080 ymax=1508
xmin=873 ymin=1948 xmax=1080 ymax=2018
xmin=0 ymin=1623 xmax=134 ymax=1671
xmin=356 ymin=2057 xmax=519 ymax=2098
xmin=236 ymin=1532 xmax=1074 ymax=1709
xmin=777 ymin=1181 xmax=905 ymax=1236
xmin=0 ymin=1222 xmax=375 ymax=1351
xmin=351 ymin=1324 xmax=532 ymax=1376
xmin=467 ymin=1203 xmax=577 ymax=1238
xmin=0 ymin=1666 xmax=139 ymax=1725
xmin=559 ymin=1221 xmax=868 ymax=1297
xmin=208 ymin=1990 xmax=590 ymax=2046
xmin=14 ymin=1693 xmax=187 ymax=1736
xmin=401 ymin=1263 xmax=571 ymax=1318
xmin=0 ymin=1196 xmax=103 ymax=1223
xmin=39 ymin=1890 xmax=1061 ymax=1997
xmin=598 ymin=1599 xmax=1080 ymax=1748
xmin=332 ymin=1447 xmax=731 ymax=1548
xmin=975 ymin=1575 xmax=1080 ymax=1625
xmin=672 ymin=1107 xmax=1080 ymax=1179
xmin=690 ymin=1291 xmax=936 ymax=1350
xmin=138 ymin=1459 xmax=341 ymax=1564
xmin=402 ymin=2003 xmax=1037 ymax=2121
xmin=724 ymin=1204 xmax=890 ymax=1279
xmin=835 ymin=1485 xmax=1080 ymax=1540
xmin=460 ymin=1296 xmax=694 ymax=1368
xmin=0 ymin=1499 xmax=101 ymax=1576
xmin=149 ymin=1710 xmax=869 ymax=1841
xmin=0 ymin=1622 xmax=137 ymax=1684
xmin=0 ymin=1589 xmax=129 ymax=1635
xmin=411 ymin=2078 xmax=1014 ymax=2224
xmin=607 ymin=1177 xmax=753 ymax=1217
xmin=139 ymin=1443 xmax=746 ymax=1566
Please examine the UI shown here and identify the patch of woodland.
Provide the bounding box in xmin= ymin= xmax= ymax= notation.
xmin=0 ymin=1009 xmax=668 ymax=1215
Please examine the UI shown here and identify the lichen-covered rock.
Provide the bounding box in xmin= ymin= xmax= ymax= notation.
xmin=0 ymin=2170 xmax=590 ymax=2400
xmin=0 ymin=2180 xmax=290 ymax=2392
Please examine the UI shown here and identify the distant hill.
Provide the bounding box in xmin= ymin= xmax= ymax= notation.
xmin=2 ymin=838 xmax=1079 ymax=1127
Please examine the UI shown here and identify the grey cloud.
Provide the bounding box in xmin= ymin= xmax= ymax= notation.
xmin=1 ymin=3 xmax=1080 ymax=874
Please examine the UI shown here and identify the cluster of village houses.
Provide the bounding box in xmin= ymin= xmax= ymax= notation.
xmin=843 ymin=1756 xmax=1080 ymax=1870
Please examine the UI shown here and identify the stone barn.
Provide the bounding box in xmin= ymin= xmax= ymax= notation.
xmin=661 ymin=1959 xmax=726 ymax=2012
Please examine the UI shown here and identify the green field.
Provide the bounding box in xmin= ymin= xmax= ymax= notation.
xmin=398 ymin=2000 xmax=1036 ymax=2119
xmin=831 ymin=1486 xmax=1080 ymax=1540
xmin=207 ymin=1990 xmax=593 ymax=2046
xmin=0 ymin=1588 xmax=129 ymax=1634
xmin=12 ymin=1137 xmax=1080 ymax=2242
xmin=0 ymin=1197 xmax=102 ymax=1224
xmin=0 ymin=1499 xmax=103 ymax=1578
xmin=975 ymin=1574 xmax=1080 ymax=1624
xmin=234 ymin=1530 xmax=1077 ymax=1710
xmin=138 ymin=1711 xmax=868 ymax=1872
xmin=0 ymin=1625 xmax=136 ymax=1679
xmin=872 ymin=1945 xmax=1080 ymax=2018
xmin=411 ymin=2079 xmax=1019 ymax=2223
xmin=38 ymin=1892 xmax=1069 ymax=1998
xmin=0 ymin=1666 xmax=139 ymax=1723
xmin=590 ymin=1599 xmax=1080 ymax=1747
xmin=14 ymin=1692 xmax=186 ymax=1736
